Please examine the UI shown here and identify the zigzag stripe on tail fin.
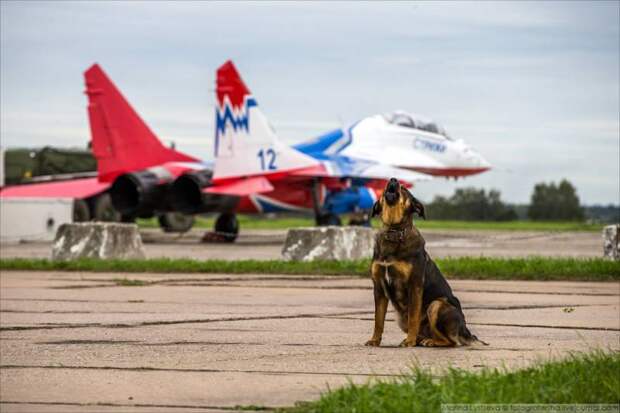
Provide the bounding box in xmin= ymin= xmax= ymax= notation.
xmin=213 ymin=60 xmax=318 ymax=182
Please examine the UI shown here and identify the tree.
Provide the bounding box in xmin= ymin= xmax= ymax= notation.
xmin=527 ymin=179 xmax=584 ymax=221
xmin=427 ymin=187 xmax=517 ymax=221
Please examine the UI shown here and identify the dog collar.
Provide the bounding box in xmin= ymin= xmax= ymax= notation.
xmin=382 ymin=227 xmax=410 ymax=242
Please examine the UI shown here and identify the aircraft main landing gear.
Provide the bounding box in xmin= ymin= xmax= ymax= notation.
xmin=348 ymin=211 xmax=371 ymax=227
xmin=158 ymin=212 xmax=195 ymax=233
xmin=315 ymin=213 xmax=342 ymax=226
xmin=214 ymin=213 xmax=239 ymax=242
xmin=310 ymin=178 xmax=342 ymax=227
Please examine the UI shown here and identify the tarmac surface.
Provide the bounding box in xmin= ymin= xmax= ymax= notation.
xmin=0 ymin=228 xmax=604 ymax=260
xmin=1 ymin=270 xmax=619 ymax=412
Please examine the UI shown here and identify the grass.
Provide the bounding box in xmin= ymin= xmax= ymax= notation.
xmin=137 ymin=216 xmax=317 ymax=230
xmin=413 ymin=220 xmax=605 ymax=232
xmin=137 ymin=216 xmax=605 ymax=232
xmin=434 ymin=256 xmax=620 ymax=281
xmin=283 ymin=351 xmax=620 ymax=413
xmin=1 ymin=257 xmax=618 ymax=281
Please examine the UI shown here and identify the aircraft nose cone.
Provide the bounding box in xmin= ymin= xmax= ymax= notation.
xmin=477 ymin=153 xmax=491 ymax=169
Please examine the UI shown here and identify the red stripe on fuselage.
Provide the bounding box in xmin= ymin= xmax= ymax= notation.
xmin=235 ymin=180 xmax=321 ymax=214
xmin=405 ymin=166 xmax=490 ymax=177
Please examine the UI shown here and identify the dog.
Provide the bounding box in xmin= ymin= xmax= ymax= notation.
xmin=365 ymin=178 xmax=486 ymax=347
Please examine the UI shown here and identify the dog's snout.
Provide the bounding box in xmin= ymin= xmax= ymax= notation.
xmin=386 ymin=178 xmax=399 ymax=193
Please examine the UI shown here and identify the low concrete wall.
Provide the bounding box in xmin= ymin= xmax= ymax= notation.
xmin=52 ymin=222 xmax=145 ymax=260
xmin=282 ymin=226 xmax=375 ymax=261
xmin=603 ymin=224 xmax=619 ymax=260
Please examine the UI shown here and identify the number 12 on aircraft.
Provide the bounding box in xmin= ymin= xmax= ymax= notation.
xmin=257 ymin=149 xmax=277 ymax=170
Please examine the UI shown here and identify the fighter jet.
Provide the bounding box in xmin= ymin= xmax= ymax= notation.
xmin=221 ymin=61 xmax=490 ymax=226
xmin=1 ymin=61 xmax=489 ymax=239
xmin=295 ymin=110 xmax=490 ymax=179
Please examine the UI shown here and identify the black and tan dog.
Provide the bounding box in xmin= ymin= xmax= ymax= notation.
xmin=365 ymin=178 xmax=486 ymax=347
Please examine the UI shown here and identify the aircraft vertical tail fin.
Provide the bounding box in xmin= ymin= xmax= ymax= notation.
xmin=84 ymin=64 xmax=197 ymax=182
xmin=213 ymin=60 xmax=318 ymax=182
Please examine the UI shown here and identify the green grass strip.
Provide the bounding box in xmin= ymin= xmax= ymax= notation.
xmin=137 ymin=216 xmax=605 ymax=232
xmin=1 ymin=257 xmax=618 ymax=281
xmin=283 ymin=351 xmax=620 ymax=413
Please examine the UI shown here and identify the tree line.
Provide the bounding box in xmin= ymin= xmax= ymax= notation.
xmin=425 ymin=179 xmax=616 ymax=222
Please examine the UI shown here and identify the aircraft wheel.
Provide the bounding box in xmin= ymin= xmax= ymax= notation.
xmin=348 ymin=212 xmax=371 ymax=227
xmin=158 ymin=212 xmax=195 ymax=233
xmin=93 ymin=193 xmax=121 ymax=222
xmin=121 ymin=214 xmax=136 ymax=223
xmin=316 ymin=213 xmax=342 ymax=226
xmin=73 ymin=199 xmax=91 ymax=222
xmin=214 ymin=213 xmax=239 ymax=242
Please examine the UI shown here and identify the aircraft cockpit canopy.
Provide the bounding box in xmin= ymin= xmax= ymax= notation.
xmin=385 ymin=111 xmax=451 ymax=139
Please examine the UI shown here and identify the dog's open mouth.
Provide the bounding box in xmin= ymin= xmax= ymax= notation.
xmin=384 ymin=180 xmax=400 ymax=205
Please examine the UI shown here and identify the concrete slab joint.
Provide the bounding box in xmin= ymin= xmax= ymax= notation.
xmin=282 ymin=226 xmax=375 ymax=261
xmin=51 ymin=222 xmax=145 ymax=261
xmin=602 ymin=224 xmax=620 ymax=260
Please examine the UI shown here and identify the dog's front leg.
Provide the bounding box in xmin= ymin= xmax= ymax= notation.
xmin=400 ymin=279 xmax=423 ymax=347
xmin=366 ymin=264 xmax=388 ymax=346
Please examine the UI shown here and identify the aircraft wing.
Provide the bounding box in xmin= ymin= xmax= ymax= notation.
xmin=204 ymin=176 xmax=274 ymax=196
xmin=0 ymin=177 xmax=109 ymax=199
xmin=292 ymin=155 xmax=432 ymax=184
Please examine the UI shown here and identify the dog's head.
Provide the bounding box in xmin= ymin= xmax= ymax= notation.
xmin=371 ymin=178 xmax=425 ymax=226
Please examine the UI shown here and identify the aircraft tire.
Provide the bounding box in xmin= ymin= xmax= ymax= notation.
xmin=93 ymin=193 xmax=122 ymax=222
xmin=158 ymin=212 xmax=195 ymax=233
xmin=316 ymin=213 xmax=342 ymax=227
xmin=348 ymin=212 xmax=371 ymax=227
xmin=214 ymin=213 xmax=239 ymax=242
xmin=121 ymin=215 xmax=136 ymax=223
xmin=73 ymin=199 xmax=91 ymax=222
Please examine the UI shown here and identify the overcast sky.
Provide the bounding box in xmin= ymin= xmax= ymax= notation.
xmin=1 ymin=1 xmax=618 ymax=204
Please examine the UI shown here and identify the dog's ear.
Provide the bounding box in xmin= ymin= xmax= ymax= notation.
xmin=410 ymin=195 xmax=426 ymax=219
xmin=371 ymin=200 xmax=382 ymax=217
xmin=402 ymin=188 xmax=425 ymax=220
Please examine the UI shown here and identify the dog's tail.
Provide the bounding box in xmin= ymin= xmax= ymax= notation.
xmin=460 ymin=324 xmax=489 ymax=346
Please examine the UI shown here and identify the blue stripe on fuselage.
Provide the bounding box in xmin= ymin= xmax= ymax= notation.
xmin=293 ymin=128 xmax=344 ymax=154
xmin=295 ymin=121 xmax=358 ymax=158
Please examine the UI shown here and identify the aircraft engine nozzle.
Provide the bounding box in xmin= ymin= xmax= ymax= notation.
xmin=110 ymin=170 xmax=170 ymax=217
xmin=170 ymin=170 xmax=238 ymax=214
xmin=169 ymin=170 xmax=213 ymax=214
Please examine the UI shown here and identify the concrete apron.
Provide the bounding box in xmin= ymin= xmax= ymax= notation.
xmin=1 ymin=271 xmax=618 ymax=411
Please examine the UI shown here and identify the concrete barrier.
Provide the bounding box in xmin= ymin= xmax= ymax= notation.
xmin=282 ymin=226 xmax=375 ymax=261
xmin=603 ymin=224 xmax=619 ymax=260
xmin=52 ymin=222 xmax=145 ymax=260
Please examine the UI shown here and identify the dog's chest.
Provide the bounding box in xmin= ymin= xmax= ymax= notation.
xmin=377 ymin=260 xmax=412 ymax=304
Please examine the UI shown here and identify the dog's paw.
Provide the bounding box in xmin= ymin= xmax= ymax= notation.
xmin=364 ymin=339 xmax=381 ymax=347
xmin=399 ymin=338 xmax=416 ymax=347
xmin=419 ymin=338 xmax=435 ymax=347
